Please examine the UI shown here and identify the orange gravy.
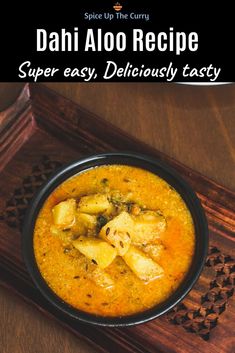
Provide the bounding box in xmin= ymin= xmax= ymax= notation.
xmin=34 ymin=165 xmax=195 ymax=316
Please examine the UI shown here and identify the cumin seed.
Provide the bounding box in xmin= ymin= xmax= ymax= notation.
xmin=123 ymin=178 xmax=130 ymax=182
xmin=101 ymin=178 xmax=108 ymax=185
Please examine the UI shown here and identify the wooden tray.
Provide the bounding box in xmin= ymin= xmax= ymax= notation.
xmin=0 ymin=84 xmax=234 ymax=353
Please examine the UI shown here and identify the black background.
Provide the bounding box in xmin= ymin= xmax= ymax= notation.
xmin=0 ymin=1 xmax=233 ymax=82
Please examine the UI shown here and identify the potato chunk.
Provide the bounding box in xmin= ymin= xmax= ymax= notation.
xmin=78 ymin=194 xmax=111 ymax=214
xmin=139 ymin=242 xmax=165 ymax=262
xmin=52 ymin=199 xmax=76 ymax=228
xmin=76 ymin=213 xmax=97 ymax=235
xmin=99 ymin=211 xmax=133 ymax=256
xmin=123 ymin=246 xmax=164 ymax=282
xmin=77 ymin=213 xmax=96 ymax=226
xmin=88 ymin=267 xmax=114 ymax=289
xmin=50 ymin=225 xmax=73 ymax=244
xmin=73 ymin=237 xmax=117 ymax=269
xmin=131 ymin=211 xmax=166 ymax=244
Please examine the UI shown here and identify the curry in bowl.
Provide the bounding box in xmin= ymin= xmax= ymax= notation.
xmin=34 ymin=164 xmax=195 ymax=317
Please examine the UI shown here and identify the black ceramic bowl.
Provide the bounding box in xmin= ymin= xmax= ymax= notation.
xmin=22 ymin=152 xmax=208 ymax=327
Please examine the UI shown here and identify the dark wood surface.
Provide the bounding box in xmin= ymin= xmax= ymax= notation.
xmin=1 ymin=82 xmax=235 ymax=191
xmin=0 ymin=83 xmax=234 ymax=353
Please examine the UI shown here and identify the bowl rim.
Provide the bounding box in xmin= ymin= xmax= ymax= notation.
xmin=22 ymin=151 xmax=208 ymax=327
